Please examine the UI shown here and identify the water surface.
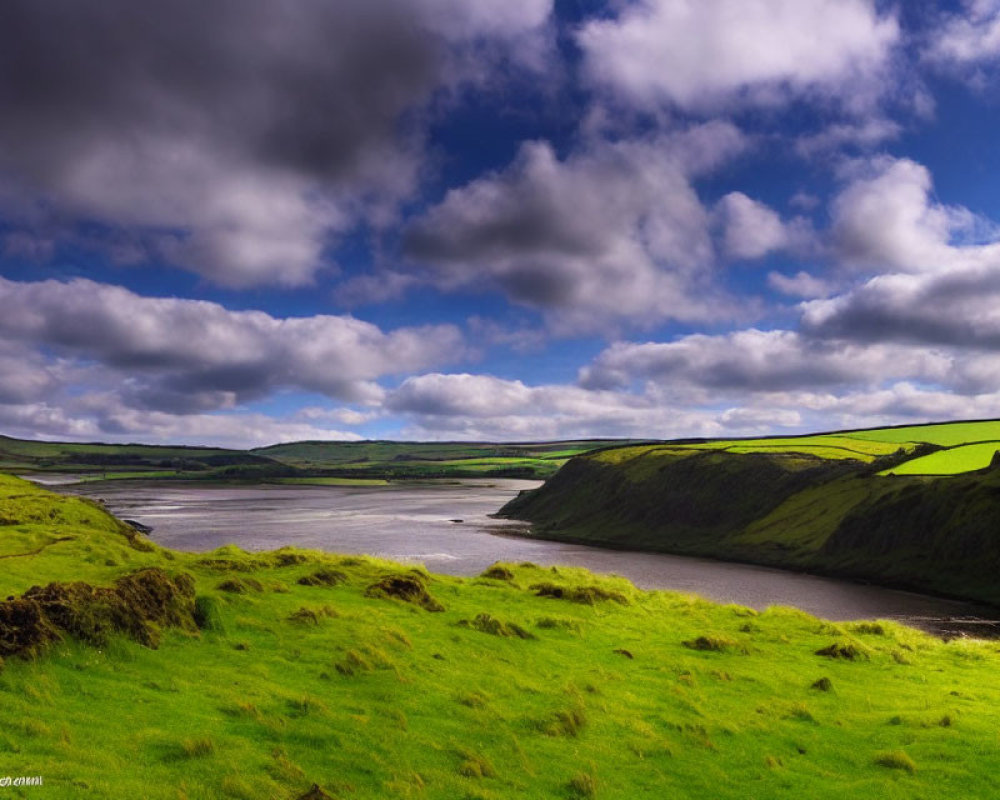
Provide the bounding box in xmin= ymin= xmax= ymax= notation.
xmin=61 ymin=478 xmax=998 ymax=636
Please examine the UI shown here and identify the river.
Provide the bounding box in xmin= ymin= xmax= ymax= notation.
xmin=57 ymin=477 xmax=998 ymax=637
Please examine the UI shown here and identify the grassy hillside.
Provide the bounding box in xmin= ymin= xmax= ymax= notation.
xmin=500 ymin=442 xmax=1000 ymax=606
xmin=0 ymin=434 xmax=291 ymax=480
xmin=251 ymin=440 xmax=643 ymax=479
xmin=4 ymin=475 xmax=1000 ymax=798
xmin=0 ymin=435 xmax=640 ymax=482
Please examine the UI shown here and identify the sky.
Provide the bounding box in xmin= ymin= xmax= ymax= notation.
xmin=3 ymin=1 xmax=1000 ymax=448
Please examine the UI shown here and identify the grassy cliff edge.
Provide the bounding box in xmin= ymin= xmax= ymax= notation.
xmin=499 ymin=447 xmax=1000 ymax=606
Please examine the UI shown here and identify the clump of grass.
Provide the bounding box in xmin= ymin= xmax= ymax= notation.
xmin=297 ymin=569 xmax=347 ymax=587
xmin=223 ymin=701 xmax=261 ymax=719
xmin=0 ymin=568 xmax=198 ymax=656
xmin=456 ymin=747 xmax=496 ymax=778
xmin=364 ymin=574 xmax=444 ymax=612
xmin=456 ymin=691 xmax=489 ymax=708
xmin=530 ymin=583 xmax=628 ymax=605
xmin=193 ymin=595 xmax=226 ymax=633
xmin=815 ymin=642 xmax=868 ymax=661
xmin=286 ymin=605 xmax=338 ymax=625
xmin=568 ymin=771 xmax=598 ymax=797
xmin=541 ymin=706 xmax=587 ymax=737
xmin=874 ymin=750 xmax=917 ymax=773
xmin=180 ymin=736 xmax=215 ymax=759
xmin=334 ymin=649 xmax=373 ymax=677
xmin=271 ymin=550 xmax=311 ymax=567
xmin=849 ymin=622 xmax=886 ymax=636
xmin=216 ymin=578 xmax=264 ymax=594
xmin=682 ymin=635 xmax=746 ymax=654
xmin=811 ymin=677 xmax=834 ymax=692
xmin=480 ymin=564 xmax=515 ymax=581
xmin=784 ymin=702 xmax=816 ymax=723
xmin=458 ymin=613 xmax=535 ymax=639
xmin=535 ymin=616 xmax=580 ymax=633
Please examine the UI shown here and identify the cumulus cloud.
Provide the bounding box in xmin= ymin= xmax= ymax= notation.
xmin=577 ymin=0 xmax=899 ymax=111
xmin=0 ymin=277 xmax=465 ymax=412
xmin=793 ymin=118 xmax=902 ymax=158
xmin=801 ymin=266 xmax=1000 ymax=352
xmin=0 ymin=397 xmax=364 ymax=449
xmin=928 ymin=0 xmax=1000 ymax=67
xmin=767 ymin=271 xmax=834 ymax=299
xmin=0 ymin=0 xmax=553 ymax=287
xmin=831 ymin=157 xmax=1000 ymax=273
xmin=386 ymin=372 xmax=734 ymax=440
xmin=578 ymin=330 xmax=952 ymax=393
xmin=714 ymin=192 xmax=812 ymax=261
xmin=403 ymin=123 xmax=748 ymax=331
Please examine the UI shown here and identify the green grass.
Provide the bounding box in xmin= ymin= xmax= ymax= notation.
xmin=880 ymin=442 xmax=1000 ymax=476
xmin=1 ymin=435 xmax=640 ymax=482
xmin=4 ymin=475 xmax=1000 ymax=798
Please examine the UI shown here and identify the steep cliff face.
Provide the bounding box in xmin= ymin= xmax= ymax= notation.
xmin=499 ymin=449 xmax=1000 ymax=605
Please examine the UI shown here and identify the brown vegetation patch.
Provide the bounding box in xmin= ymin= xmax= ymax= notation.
xmin=458 ymin=613 xmax=534 ymax=639
xmin=530 ymin=583 xmax=629 ymax=605
xmin=815 ymin=642 xmax=867 ymax=661
xmin=297 ymin=569 xmax=347 ymax=587
xmin=480 ymin=565 xmax=515 ymax=581
xmin=364 ymin=574 xmax=444 ymax=612
xmin=0 ymin=568 xmax=196 ymax=657
xmin=217 ymin=578 xmax=264 ymax=594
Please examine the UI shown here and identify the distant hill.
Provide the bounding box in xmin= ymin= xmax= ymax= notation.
xmin=0 ymin=433 xmax=646 ymax=482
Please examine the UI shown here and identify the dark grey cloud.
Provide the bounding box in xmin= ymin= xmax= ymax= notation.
xmin=0 ymin=0 xmax=552 ymax=286
xmin=0 ymin=276 xmax=466 ymax=413
xmin=801 ymin=267 xmax=1000 ymax=349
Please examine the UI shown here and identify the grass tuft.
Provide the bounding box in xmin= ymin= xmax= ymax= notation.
xmin=874 ymin=750 xmax=917 ymax=773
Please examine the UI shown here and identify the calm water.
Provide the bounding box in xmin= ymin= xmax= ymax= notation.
xmin=57 ymin=478 xmax=999 ymax=636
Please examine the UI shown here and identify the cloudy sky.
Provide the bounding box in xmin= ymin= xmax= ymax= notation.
xmin=3 ymin=0 xmax=1000 ymax=447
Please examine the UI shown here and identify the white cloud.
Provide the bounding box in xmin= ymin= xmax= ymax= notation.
xmin=928 ymin=0 xmax=1000 ymax=66
xmin=714 ymin=192 xmax=811 ymax=260
xmin=0 ymin=276 xmax=466 ymax=412
xmin=577 ymin=0 xmax=899 ymax=111
xmin=404 ymin=123 xmax=749 ymax=332
xmin=767 ymin=271 xmax=834 ymax=299
xmin=578 ymin=329 xmax=953 ymax=393
xmin=831 ymin=157 xmax=1000 ymax=273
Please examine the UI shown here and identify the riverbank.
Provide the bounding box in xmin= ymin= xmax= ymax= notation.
xmin=55 ymin=477 xmax=996 ymax=634
xmin=4 ymin=473 xmax=1000 ymax=797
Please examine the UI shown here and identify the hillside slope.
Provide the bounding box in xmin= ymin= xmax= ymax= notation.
xmin=5 ymin=475 xmax=1000 ymax=798
xmin=500 ymin=446 xmax=1000 ymax=605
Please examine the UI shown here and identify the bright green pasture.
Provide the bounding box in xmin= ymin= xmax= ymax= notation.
xmin=881 ymin=442 xmax=1000 ymax=476
xmin=4 ymin=474 xmax=1000 ymax=798
xmin=851 ymin=420 xmax=1000 ymax=447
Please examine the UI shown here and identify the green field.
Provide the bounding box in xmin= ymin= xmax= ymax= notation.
xmin=880 ymin=442 xmax=1000 ymax=476
xmin=0 ymin=435 xmax=641 ymax=483
xmin=3 ymin=474 xmax=1000 ymax=798
xmin=588 ymin=420 xmax=1000 ymax=476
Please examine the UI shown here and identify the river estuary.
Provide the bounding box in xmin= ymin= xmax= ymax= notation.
xmin=55 ymin=477 xmax=998 ymax=637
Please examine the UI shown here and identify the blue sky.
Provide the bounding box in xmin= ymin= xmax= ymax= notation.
xmin=3 ymin=0 xmax=1000 ymax=447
